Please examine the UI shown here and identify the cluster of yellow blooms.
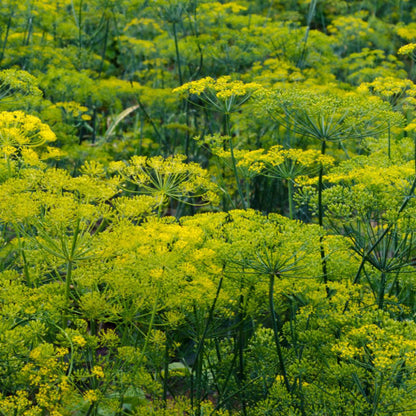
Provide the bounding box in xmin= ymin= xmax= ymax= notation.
xmin=0 ymin=111 xmax=56 ymax=154
xmin=214 ymin=145 xmax=334 ymax=180
xmin=358 ymin=76 xmax=416 ymax=109
xmin=0 ymin=69 xmax=42 ymax=100
xmin=173 ymin=76 xmax=262 ymax=113
xmin=397 ymin=43 xmax=416 ymax=57
xmin=260 ymin=146 xmax=335 ymax=180
xmin=110 ymin=154 xmax=219 ymax=210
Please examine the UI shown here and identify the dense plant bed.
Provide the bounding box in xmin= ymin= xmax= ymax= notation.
xmin=1 ymin=0 xmax=416 ymax=414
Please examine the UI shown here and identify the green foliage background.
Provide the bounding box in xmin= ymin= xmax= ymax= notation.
xmin=1 ymin=0 xmax=416 ymax=415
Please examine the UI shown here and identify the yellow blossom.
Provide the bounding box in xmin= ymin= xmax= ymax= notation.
xmin=83 ymin=389 xmax=99 ymax=403
xmin=91 ymin=365 xmax=105 ymax=378
xmin=0 ymin=111 xmax=56 ymax=150
xmin=398 ymin=43 xmax=416 ymax=56
xmin=173 ymin=76 xmax=262 ymax=113
xmin=73 ymin=335 xmax=87 ymax=347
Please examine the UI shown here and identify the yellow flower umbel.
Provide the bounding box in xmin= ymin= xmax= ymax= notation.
xmin=398 ymin=43 xmax=416 ymax=60
xmin=0 ymin=69 xmax=42 ymax=104
xmin=173 ymin=76 xmax=262 ymax=114
xmin=259 ymin=146 xmax=335 ymax=219
xmin=0 ymin=111 xmax=56 ymax=150
xmin=358 ymin=76 xmax=416 ymax=110
xmin=0 ymin=111 xmax=56 ymax=177
xmin=174 ymin=77 xmax=262 ymax=208
xmin=212 ymin=147 xmax=265 ymax=208
xmin=110 ymin=154 xmax=219 ymax=216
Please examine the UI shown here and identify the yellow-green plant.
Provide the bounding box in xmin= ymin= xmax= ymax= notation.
xmin=110 ymin=154 xmax=219 ymax=217
xmin=259 ymin=145 xmax=335 ymax=219
xmin=0 ymin=69 xmax=42 ymax=104
xmin=174 ymin=76 xmax=262 ymax=208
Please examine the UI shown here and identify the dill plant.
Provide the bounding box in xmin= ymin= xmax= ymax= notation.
xmin=2 ymin=1 xmax=416 ymax=415
xmin=174 ymin=76 xmax=262 ymax=209
xmin=110 ymin=154 xmax=219 ymax=217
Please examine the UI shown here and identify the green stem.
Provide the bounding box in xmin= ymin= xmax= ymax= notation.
xmin=136 ymin=96 xmax=164 ymax=152
xmin=269 ymin=273 xmax=290 ymax=393
xmin=63 ymin=260 xmax=73 ymax=327
xmin=235 ymin=293 xmax=247 ymax=416
xmin=78 ymin=0 xmax=83 ymax=67
xmin=288 ymin=179 xmax=294 ymax=220
xmin=63 ymin=221 xmax=81 ymax=326
xmin=414 ymin=134 xmax=416 ymax=173
xmin=377 ymin=272 xmax=387 ymax=310
xmin=0 ymin=13 xmax=12 ymax=65
xmin=65 ymin=259 xmax=73 ymax=302
xmin=387 ymin=120 xmax=391 ymax=160
xmin=157 ymin=200 xmax=164 ymax=218
xmin=6 ymin=156 xmax=11 ymax=178
xmin=195 ymin=340 xmax=204 ymax=416
xmin=185 ymin=99 xmax=190 ymax=157
xmin=318 ymin=141 xmax=326 ymax=227
xmin=193 ymin=276 xmax=223 ymax=416
xmin=172 ymin=21 xmax=183 ymax=86
xmin=245 ymin=179 xmax=251 ymax=209
xmin=225 ymin=112 xmax=246 ymax=209
xmin=353 ymin=175 xmax=416 ymax=285
xmin=297 ymin=0 xmax=317 ymax=68
xmin=318 ymin=140 xmax=328 ymax=286
xmin=370 ymin=374 xmax=383 ymax=416
xmin=97 ymin=17 xmax=110 ymax=78
xmin=162 ymin=333 xmax=170 ymax=403
xmin=13 ymin=223 xmax=30 ymax=287
xmin=137 ymin=292 xmax=159 ymax=368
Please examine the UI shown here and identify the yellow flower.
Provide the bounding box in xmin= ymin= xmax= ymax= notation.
xmin=173 ymin=76 xmax=262 ymax=113
xmin=83 ymin=389 xmax=99 ymax=403
xmin=0 ymin=111 xmax=56 ymax=150
xmin=91 ymin=365 xmax=105 ymax=378
xmin=114 ymin=154 xmax=219 ymax=210
xmin=73 ymin=335 xmax=87 ymax=347
xmin=398 ymin=43 xmax=416 ymax=56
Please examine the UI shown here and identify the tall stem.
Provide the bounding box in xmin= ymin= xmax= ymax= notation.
xmin=225 ymin=112 xmax=246 ymax=209
xmin=162 ymin=333 xmax=170 ymax=403
xmin=377 ymin=272 xmax=387 ymax=310
xmin=297 ymin=0 xmax=317 ymax=68
xmin=60 ymin=254 xmax=74 ymax=329
xmin=78 ymin=0 xmax=83 ymax=67
xmin=98 ymin=17 xmax=110 ymax=78
xmin=353 ymin=175 xmax=416 ymax=285
xmin=157 ymin=200 xmax=164 ymax=218
xmin=288 ymin=179 xmax=294 ymax=220
xmin=387 ymin=120 xmax=391 ymax=160
xmin=235 ymin=293 xmax=247 ymax=416
xmin=0 ymin=14 xmax=12 ymax=65
xmin=137 ymin=291 xmax=159 ymax=368
xmin=414 ymin=134 xmax=416 ymax=173
xmin=193 ymin=276 xmax=223 ymax=416
xmin=172 ymin=21 xmax=183 ymax=86
xmin=65 ymin=260 xmax=73 ymax=317
xmin=245 ymin=179 xmax=251 ymax=209
xmin=318 ymin=140 xmax=328 ymax=286
xmin=185 ymin=99 xmax=190 ymax=157
xmin=13 ymin=223 xmax=30 ymax=287
xmin=269 ymin=273 xmax=290 ymax=393
xmin=63 ymin=220 xmax=80 ymax=327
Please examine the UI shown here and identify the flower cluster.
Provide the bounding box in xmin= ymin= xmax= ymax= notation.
xmin=173 ymin=76 xmax=262 ymax=113
xmin=0 ymin=111 xmax=56 ymax=152
xmin=110 ymin=154 xmax=219 ymax=211
xmin=398 ymin=43 xmax=416 ymax=56
xmin=260 ymin=146 xmax=335 ymax=180
xmin=0 ymin=69 xmax=42 ymax=103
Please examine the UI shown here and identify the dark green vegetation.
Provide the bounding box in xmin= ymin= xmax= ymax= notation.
xmin=1 ymin=0 xmax=416 ymax=414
